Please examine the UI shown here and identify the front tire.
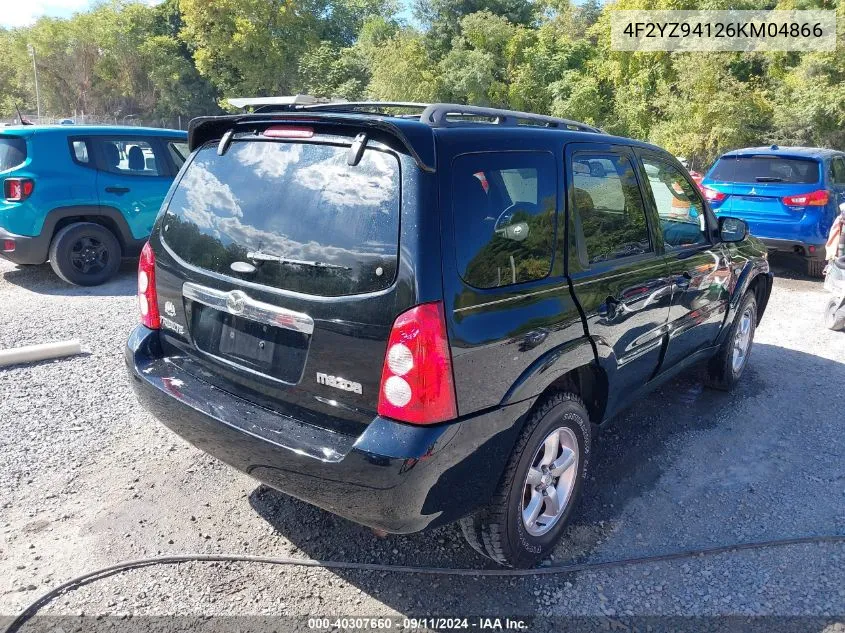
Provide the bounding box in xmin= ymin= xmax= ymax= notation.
xmin=706 ymin=292 xmax=757 ymax=390
xmin=459 ymin=392 xmax=591 ymax=567
xmin=49 ymin=222 xmax=121 ymax=286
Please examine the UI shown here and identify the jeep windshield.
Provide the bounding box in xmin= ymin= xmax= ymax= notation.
xmin=161 ymin=138 xmax=400 ymax=296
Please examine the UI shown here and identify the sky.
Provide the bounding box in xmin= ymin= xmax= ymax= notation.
xmin=2 ymin=0 xmax=161 ymax=28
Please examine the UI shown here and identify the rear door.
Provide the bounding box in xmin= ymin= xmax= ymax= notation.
xmin=91 ymin=135 xmax=174 ymax=239
xmin=565 ymin=143 xmax=673 ymax=414
xmin=152 ymin=128 xmax=409 ymax=433
xmin=637 ymin=150 xmax=731 ymax=368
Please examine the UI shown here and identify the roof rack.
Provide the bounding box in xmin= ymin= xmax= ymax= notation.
xmin=227 ymin=95 xmax=342 ymax=110
xmin=420 ymin=103 xmax=602 ymax=133
xmin=304 ymin=101 xmax=430 ymax=112
xmin=227 ymin=96 xmax=601 ymax=133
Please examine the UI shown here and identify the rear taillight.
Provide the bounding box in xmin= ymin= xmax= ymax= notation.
xmin=4 ymin=178 xmax=34 ymax=202
xmin=377 ymin=302 xmax=457 ymax=425
xmin=782 ymin=189 xmax=829 ymax=207
xmin=138 ymin=241 xmax=160 ymax=329
xmin=702 ymin=186 xmax=726 ymax=203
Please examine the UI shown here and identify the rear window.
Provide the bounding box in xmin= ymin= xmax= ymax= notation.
xmin=162 ymin=140 xmax=400 ymax=297
xmin=0 ymin=137 xmax=27 ymax=171
xmin=709 ymin=155 xmax=820 ymax=184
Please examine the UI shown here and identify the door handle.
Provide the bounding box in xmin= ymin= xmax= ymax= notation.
xmin=105 ymin=186 xmax=130 ymax=194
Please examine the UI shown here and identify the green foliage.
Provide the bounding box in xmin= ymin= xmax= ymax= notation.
xmin=0 ymin=0 xmax=841 ymax=167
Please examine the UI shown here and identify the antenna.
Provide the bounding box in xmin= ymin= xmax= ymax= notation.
xmin=14 ymin=104 xmax=33 ymax=126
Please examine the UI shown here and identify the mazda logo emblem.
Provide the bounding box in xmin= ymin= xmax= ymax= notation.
xmin=226 ymin=291 xmax=247 ymax=314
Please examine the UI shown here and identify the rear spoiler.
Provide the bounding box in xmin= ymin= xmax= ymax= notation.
xmin=187 ymin=113 xmax=436 ymax=173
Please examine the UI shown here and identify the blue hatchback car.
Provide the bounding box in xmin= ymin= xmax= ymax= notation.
xmin=0 ymin=125 xmax=187 ymax=285
xmin=700 ymin=146 xmax=845 ymax=277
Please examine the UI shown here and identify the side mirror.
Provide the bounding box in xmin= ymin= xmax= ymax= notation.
xmin=719 ymin=216 xmax=748 ymax=243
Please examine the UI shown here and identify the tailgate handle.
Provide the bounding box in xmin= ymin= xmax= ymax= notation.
xmin=182 ymin=282 xmax=314 ymax=335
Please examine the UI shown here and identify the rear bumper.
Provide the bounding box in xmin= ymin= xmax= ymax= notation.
xmin=126 ymin=326 xmax=531 ymax=533
xmin=0 ymin=226 xmax=49 ymax=265
xmin=758 ymin=237 xmax=825 ymax=259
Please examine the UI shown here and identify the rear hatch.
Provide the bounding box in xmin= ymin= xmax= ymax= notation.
xmin=705 ymin=154 xmax=822 ymax=223
xmin=153 ymin=125 xmax=408 ymax=435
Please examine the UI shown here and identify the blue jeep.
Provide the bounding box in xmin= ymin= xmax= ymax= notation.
xmin=701 ymin=146 xmax=845 ymax=277
xmin=0 ymin=125 xmax=187 ymax=285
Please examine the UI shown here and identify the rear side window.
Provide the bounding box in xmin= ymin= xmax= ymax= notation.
xmin=709 ymin=156 xmax=820 ymax=184
xmin=570 ymin=152 xmax=652 ymax=265
xmin=0 ymin=137 xmax=27 ymax=171
xmin=71 ymin=140 xmax=90 ymax=164
xmin=162 ymin=140 xmax=401 ymax=297
xmin=452 ymin=152 xmax=557 ymax=289
xmin=92 ymin=138 xmax=165 ymax=176
xmin=830 ymin=157 xmax=845 ymax=184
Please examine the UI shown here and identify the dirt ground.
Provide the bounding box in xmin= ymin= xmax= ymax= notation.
xmin=1 ymin=256 xmax=843 ymax=629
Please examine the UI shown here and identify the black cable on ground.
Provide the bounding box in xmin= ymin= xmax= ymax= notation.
xmin=5 ymin=534 xmax=844 ymax=633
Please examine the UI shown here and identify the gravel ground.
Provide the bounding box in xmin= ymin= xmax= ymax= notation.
xmin=0 ymin=257 xmax=844 ymax=629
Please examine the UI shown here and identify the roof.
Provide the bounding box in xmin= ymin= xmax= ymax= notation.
xmin=720 ymin=146 xmax=844 ymax=159
xmin=188 ymin=102 xmax=656 ymax=173
xmin=0 ymin=125 xmax=185 ymax=137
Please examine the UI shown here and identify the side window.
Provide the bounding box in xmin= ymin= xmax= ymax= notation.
xmin=831 ymin=157 xmax=845 ymax=185
xmin=570 ymin=152 xmax=652 ymax=265
xmin=168 ymin=141 xmax=189 ymax=168
xmin=453 ymin=152 xmax=557 ymax=289
xmin=641 ymin=156 xmax=708 ymax=249
xmin=70 ymin=139 xmax=90 ymax=165
xmin=93 ymin=138 xmax=165 ymax=176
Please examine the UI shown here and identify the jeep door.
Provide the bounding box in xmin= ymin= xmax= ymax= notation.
xmin=636 ymin=150 xmax=731 ymax=369
xmin=91 ymin=136 xmax=177 ymax=240
xmin=565 ymin=143 xmax=673 ymax=417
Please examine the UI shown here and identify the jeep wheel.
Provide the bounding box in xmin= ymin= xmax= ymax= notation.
xmin=49 ymin=222 xmax=121 ymax=286
xmin=706 ymin=292 xmax=757 ymax=390
xmin=824 ymin=298 xmax=845 ymax=331
xmin=459 ymin=392 xmax=591 ymax=568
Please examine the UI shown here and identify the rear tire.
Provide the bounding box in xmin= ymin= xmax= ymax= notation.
xmin=807 ymin=258 xmax=825 ymax=279
xmin=706 ymin=292 xmax=757 ymax=391
xmin=824 ymin=298 xmax=845 ymax=331
xmin=49 ymin=222 xmax=121 ymax=286
xmin=459 ymin=392 xmax=591 ymax=568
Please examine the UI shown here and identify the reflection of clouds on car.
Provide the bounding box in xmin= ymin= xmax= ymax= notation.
xmin=296 ymin=150 xmax=395 ymax=208
xmin=215 ymin=215 xmax=390 ymax=268
xmin=234 ymin=140 xmax=303 ymax=179
xmin=177 ymin=160 xmax=243 ymax=230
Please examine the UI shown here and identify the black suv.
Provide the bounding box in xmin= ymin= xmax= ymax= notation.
xmin=127 ymin=102 xmax=772 ymax=567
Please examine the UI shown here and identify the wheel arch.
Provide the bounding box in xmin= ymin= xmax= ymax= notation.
xmin=44 ymin=206 xmax=144 ymax=256
xmin=500 ymin=337 xmax=609 ymax=426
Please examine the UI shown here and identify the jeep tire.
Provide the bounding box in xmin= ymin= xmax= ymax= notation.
xmin=49 ymin=222 xmax=122 ymax=286
xmin=459 ymin=392 xmax=591 ymax=568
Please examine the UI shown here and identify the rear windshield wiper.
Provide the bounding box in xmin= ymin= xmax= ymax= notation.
xmin=755 ymin=176 xmax=784 ymax=182
xmin=247 ymin=251 xmax=352 ymax=271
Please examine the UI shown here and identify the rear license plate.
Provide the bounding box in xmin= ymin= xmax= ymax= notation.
xmin=219 ymin=319 xmax=275 ymax=366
